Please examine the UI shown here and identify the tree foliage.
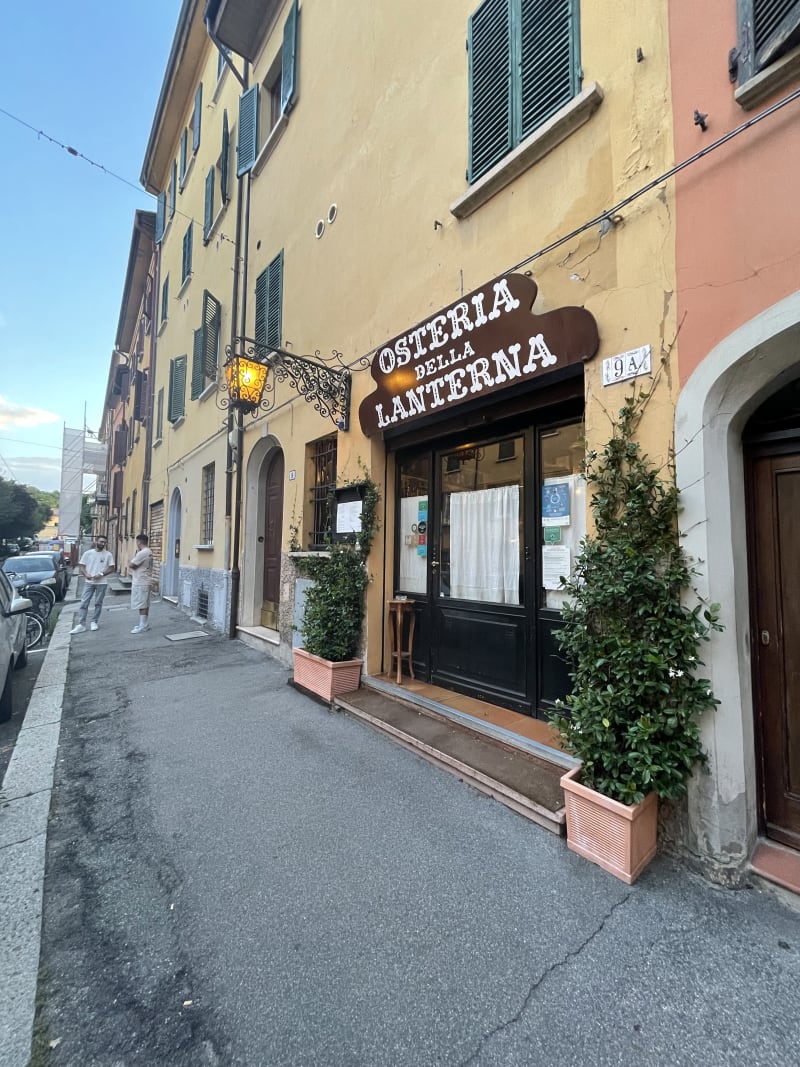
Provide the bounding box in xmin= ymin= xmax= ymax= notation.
xmin=0 ymin=477 xmax=54 ymax=540
xmin=549 ymin=391 xmax=723 ymax=805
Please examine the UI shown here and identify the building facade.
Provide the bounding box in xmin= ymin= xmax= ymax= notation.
xmin=98 ymin=0 xmax=800 ymax=881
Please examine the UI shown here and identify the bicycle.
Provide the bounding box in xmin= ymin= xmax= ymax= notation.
xmin=7 ymin=572 xmax=54 ymax=623
xmin=25 ymin=612 xmax=44 ymax=649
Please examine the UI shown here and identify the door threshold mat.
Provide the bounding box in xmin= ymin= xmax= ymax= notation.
xmin=165 ymin=631 xmax=211 ymax=641
xmin=335 ymin=688 xmax=566 ymax=832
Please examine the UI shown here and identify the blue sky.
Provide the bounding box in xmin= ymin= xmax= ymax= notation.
xmin=0 ymin=1 xmax=181 ymax=493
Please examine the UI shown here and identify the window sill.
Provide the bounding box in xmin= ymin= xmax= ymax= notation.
xmin=204 ymin=203 xmax=228 ymax=246
xmin=153 ymin=436 xmax=163 ymax=448
xmin=157 ymin=317 xmax=168 ymax=336
xmin=252 ymin=113 xmax=289 ymax=177
xmin=199 ymin=380 xmax=217 ymax=402
xmin=735 ymin=44 xmax=800 ymax=110
xmin=212 ymin=62 xmax=229 ymax=103
xmin=450 ymin=81 xmax=604 ymax=220
xmin=177 ymin=274 xmax=192 ymax=297
xmin=170 ymin=415 xmax=185 ymax=429
xmin=289 ymin=550 xmax=331 ymax=559
xmin=194 ymin=543 xmax=214 ymax=551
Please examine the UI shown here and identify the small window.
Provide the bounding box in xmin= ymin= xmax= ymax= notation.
xmin=156 ymin=387 xmax=164 ymax=440
xmin=160 ymin=275 xmax=169 ymax=324
xmin=468 ymin=0 xmax=579 ymax=184
xmin=179 ymin=128 xmax=188 ymax=188
xmin=308 ymin=435 xmax=337 ymax=550
xmin=217 ymin=47 xmax=230 ymax=81
xmin=168 ymin=356 xmax=187 ymax=423
xmin=201 ymin=463 xmax=215 ymax=545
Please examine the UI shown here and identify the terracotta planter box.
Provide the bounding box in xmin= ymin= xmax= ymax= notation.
xmin=292 ymin=647 xmax=363 ymax=703
xmin=560 ymin=765 xmax=658 ymax=884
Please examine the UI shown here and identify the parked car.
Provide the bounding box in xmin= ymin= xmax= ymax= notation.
xmin=25 ymin=549 xmax=71 ymax=594
xmin=2 ymin=554 xmax=66 ymax=600
xmin=0 ymin=569 xmax=31 ymax=722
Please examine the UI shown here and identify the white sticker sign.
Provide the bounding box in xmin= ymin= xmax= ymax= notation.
xmin=602 ymin=345 xmax=651 ymax=387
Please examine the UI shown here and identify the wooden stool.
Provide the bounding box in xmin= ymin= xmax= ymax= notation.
xmin=387 ymin=599 xmax=416 ymax=684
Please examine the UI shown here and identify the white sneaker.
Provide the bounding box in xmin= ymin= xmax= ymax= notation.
xmin=131 ymin=623 xmax=151 ymax=633
xmin=90 ymin=622 xmax=99 ymax=631
xmin=70 ymin=624 xmax=86 ymax=635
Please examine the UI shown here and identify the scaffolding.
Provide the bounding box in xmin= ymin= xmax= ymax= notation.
xmin=58 ymin=427 xmax=108 ymax=540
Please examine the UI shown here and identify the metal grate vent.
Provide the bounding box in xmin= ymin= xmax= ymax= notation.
xmin=197 ymin=585 xmax=209 ymax=620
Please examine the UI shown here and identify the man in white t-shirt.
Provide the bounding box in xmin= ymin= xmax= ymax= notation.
xmin=128 ymin=533 xmax=154 ymax=634
xmin=71 ymin=535 xmax=115 ymax=634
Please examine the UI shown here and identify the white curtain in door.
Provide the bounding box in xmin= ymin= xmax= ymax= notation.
xmin=450 ymin=485 xmax=520 ymax=604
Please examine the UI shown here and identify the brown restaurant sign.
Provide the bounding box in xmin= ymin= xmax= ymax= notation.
xmin=359 ymin=274 xmax=599 ymax=436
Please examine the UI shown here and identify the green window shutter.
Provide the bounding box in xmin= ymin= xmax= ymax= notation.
xmin=182 ymin=224 xmax=193 ymax=282
xmin=254 ymin=267 xmax=268 ymax=349
xmin=193 ymin=83 xmax=203 ymax=152
xmin=752 ymin=0 xmax=800 ymax=71
xmin=518 ymin=0 xmax=577 ymax=143
xmin=191 ymin=327 xmax=205 ymax=400
xmin=281 ymin=0 xmax=299 ymax=114
xmin=180 ymin=128 xmax=188 ymax=186
xmin=156 ymin=387 xmax=164 ymax=439
xmin=221 ymin=109 xmax=230 ymax=204
xmin=168 ymin=356 xmax=187 ymax=422
xmin=266 ymin=251 xmax=283 ymax=348
xmin=203 ymin=167 xmax=215 ymax=244
xmin=160 ymin=275 xmax=169 ymax=323
xmin=468 ymin=0 xmax=513 ymax=184
xmin=237 ymin=85 xmax=259 ymax=176
xmin=169 ymin=160 xmax=177 ymax=217
xmin=202 ymin=291 xmax=222 ymax=378
xmin=155 ymin=191 xmax=166 ymax=243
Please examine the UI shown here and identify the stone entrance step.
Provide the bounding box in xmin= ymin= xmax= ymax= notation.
xmin=333 ymin=687 xmax=567 ymax=835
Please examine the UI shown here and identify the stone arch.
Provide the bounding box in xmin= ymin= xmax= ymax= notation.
xmin=675 ymin=291 xmax=800 ymax=878
xmin=164 ymin=486 xmax=183 ymax=600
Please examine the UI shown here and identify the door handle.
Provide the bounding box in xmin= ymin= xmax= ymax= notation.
xmin=760 ymin=630 xmax=770 ymax=646
xmin=430 ymin=560 xmax=440 ymax=570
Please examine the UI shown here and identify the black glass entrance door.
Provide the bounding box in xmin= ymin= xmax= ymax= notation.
xmin=395 ymin=418 xmax=584 ymax=718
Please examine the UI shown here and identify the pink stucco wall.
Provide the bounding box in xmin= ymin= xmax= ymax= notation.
xmin=670 ymin=3 xmax=800 ymax=383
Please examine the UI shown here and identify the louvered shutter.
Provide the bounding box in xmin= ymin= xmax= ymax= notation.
xmin=113 ymin=426 xmax=128 ymax=466
xmin=155 ymin=191 xmax=166 ymax=243
xmin=160 ymin=276 xmax=169 ymax=323
xmin=753 ymin=0 xmax=800 ymax=70
xmin=156 ymin=387 xmax=164 ymax=439
xmin=169 ymin=160 xmax=177 ymax=217
xmin=468 ymin=0 xmax=513 ymax=183
xmin=182 ymin=225 xmax=193 ymax=282
xmin=112 ymin=471 xmax=123 ymax=509
xmin=203 ymin=167 xmax=215 ymax=243
xmin=193 ymin=83 xmax=203 ymax=152
xmin=254 ymin=268 xmax=268 ymax=349
xmin=191 ymin=327 xmax=205 ymax=400
xmin=519 ymin=0 xmax=576 ymax=143
xmin=180 ymin=129 xmax=188 ymax=185
xmin=281 ymin=0 xmax=299 ymax=114
xmin=168 ymin=356 xmax=187 ymax=422
xmin=202 ymin=291 xmax=221 ymax=378
xmin=237 ymin=86 xmax=259 ymax=176
xmin=221 ymin=110 xmax=230 ymax=204
xmin=133 ymin=371 xmax=144 ymax=422
xmin=266 ymin=252 xmax=283 ymax=348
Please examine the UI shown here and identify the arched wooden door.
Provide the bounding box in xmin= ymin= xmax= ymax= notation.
xmin=261 ymin=450 xmax=284 ymax=629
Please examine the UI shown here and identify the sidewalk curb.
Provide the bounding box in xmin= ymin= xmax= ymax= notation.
xmin=0 ymin=603 xmax=75 ymax=1067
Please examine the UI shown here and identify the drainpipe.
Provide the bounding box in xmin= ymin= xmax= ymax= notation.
xmin=142 ymin=248 xmax=159 ymax=525
xmin=228 ymin=167 xmax=252 ymax=639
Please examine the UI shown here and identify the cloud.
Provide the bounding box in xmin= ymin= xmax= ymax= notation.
xmin=0 ymin=456 xmax=62 ymax=492
xmin=0 ymin=395 xmax=60 ymax=430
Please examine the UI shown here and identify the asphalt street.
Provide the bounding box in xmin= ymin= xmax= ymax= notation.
xmin=2 ymin=589 xmax=800 ymax=1066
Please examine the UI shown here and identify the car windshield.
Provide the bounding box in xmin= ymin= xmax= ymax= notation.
xmin=2 ymin=557 xmax=55 ymax=574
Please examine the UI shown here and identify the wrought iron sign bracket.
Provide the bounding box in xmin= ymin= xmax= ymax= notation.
xmin=219 ymin=336 xmax=358 ymax=430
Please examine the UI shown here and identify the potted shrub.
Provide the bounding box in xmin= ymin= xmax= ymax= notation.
xmin=549 ymin=390 xmax=722 ymax=883
xmin=291 ymin=474 xmax=380 ymax=702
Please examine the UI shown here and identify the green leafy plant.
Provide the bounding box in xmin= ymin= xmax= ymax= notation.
xmin=293 ymin=470 xmax=380 ymax=662
xmin=549 ymin=389 xmax=722 ymax=805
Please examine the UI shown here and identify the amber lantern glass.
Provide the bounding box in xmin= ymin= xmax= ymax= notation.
xmin=224 ymin=355 xmax=268 ymax=412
